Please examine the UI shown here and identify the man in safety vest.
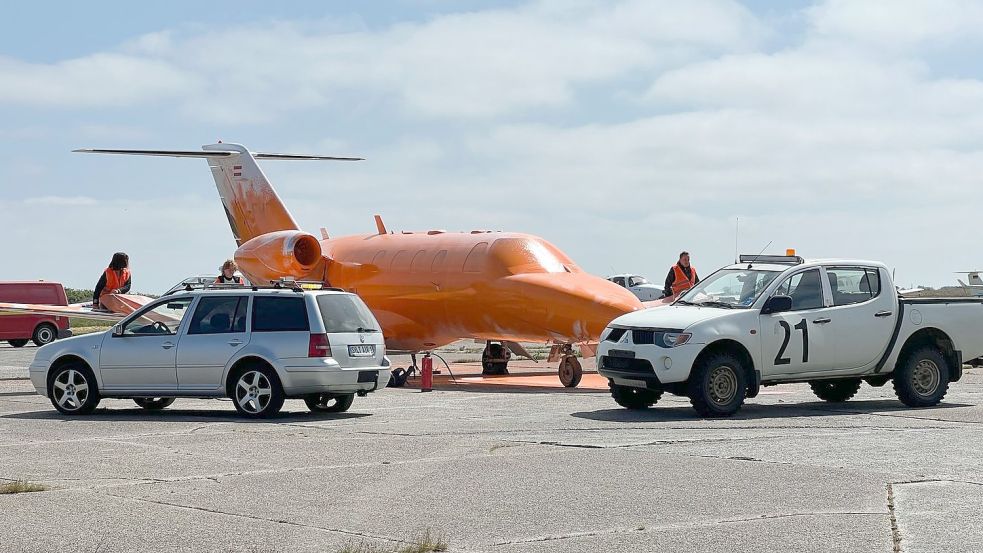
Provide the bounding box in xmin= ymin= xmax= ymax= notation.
xmin=663 ymin=251 xmax=698 ymax=298
xmin=92 ymin=252 xmax=132 ymax=309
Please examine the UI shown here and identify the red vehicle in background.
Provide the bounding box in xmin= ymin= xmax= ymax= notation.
xmin=0 ymin=282 xmax=72 ymax=347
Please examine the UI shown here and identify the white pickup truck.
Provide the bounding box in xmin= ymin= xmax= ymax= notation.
xmin=597 ymin=255 xmax=982 ymax=417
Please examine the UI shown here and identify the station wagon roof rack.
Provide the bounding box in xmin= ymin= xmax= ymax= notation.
xmin=170 ymin=278 xmax=345 ymax=294
xmin=738 ymin=254 xmax=804 ymax=265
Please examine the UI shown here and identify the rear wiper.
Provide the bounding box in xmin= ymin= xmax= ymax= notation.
xmin=356 ymin=327 xmax=380 ymax=333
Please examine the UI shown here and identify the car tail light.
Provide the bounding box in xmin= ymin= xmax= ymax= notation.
xmin=308 ymin=333 xmax=331 ymax=357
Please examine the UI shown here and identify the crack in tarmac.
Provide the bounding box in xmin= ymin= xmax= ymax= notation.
xmin=487 ymin=511 xmax=889 ymax=547
xmin=97 ymin=490 xmax=407 ymax=545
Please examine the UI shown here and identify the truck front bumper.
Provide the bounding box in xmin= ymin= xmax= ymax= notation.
xmin=596 ymin=341 xmax=701 ymax=389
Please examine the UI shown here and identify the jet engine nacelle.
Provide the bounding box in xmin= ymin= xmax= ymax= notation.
xmin=234 ymin=230 xmax=323 ymax=284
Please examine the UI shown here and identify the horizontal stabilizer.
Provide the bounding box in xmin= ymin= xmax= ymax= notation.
xmin=74 ymin=148 xmax=363 ymax=161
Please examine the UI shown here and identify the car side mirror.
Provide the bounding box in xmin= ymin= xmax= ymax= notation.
xmin=112 ymin=324 xmax=123 ymax=337
xmin=762 ymin=295 xmax=793 ymax=314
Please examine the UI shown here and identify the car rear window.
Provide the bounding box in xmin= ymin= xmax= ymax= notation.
xmin=252 ymin=296 xmax=309 ymax=332
xmin=316 ymin=294 xmax=379 ymax=333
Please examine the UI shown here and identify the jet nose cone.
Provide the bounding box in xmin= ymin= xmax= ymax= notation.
xmin=506 ymin=273 xmax=643 ymax=342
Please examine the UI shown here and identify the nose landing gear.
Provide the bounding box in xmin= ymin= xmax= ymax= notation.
xmin=555 ymin=344 xmax=583 ymax=387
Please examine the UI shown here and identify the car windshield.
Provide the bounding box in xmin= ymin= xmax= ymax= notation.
xmin=677 ymin=269 xmax=781 ymax=308
xmin=630 ymin=276 xmax=650 ymax=286
xmin=316 ymin=294 xmax=380 ymax=333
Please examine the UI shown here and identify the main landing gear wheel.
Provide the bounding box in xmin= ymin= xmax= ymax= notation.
xmin=559 ymin=356 xmax=582 ymax=388
xmin=133 ymin=397 xmax=176 ymax=410
xmin=388 ymin=368 xmax=408 ymax=387
xmin=482 ymin=342 xmax=510 ymax=375
xmin=8 ymin=339 xmax=28 ymax=348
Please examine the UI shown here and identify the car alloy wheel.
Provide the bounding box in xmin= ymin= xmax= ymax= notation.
xmin=235 ymin=370 xmax=273 ymax=414
xmin=52 ymin=369 xmax=90 ymax=412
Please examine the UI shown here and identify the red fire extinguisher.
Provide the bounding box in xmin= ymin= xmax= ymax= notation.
xmin=421 ymin=355 xmax=433 ymax=392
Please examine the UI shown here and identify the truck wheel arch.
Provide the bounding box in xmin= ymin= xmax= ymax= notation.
xmin=895 ymin=328 xmax=961 ymax=383
xmin=694 ymin=340 xmax=760 ymax=398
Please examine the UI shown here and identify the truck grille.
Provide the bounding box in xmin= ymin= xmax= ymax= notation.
xmin=631 ymin=330 xmax=655 ymax=345
xmin=605 ymin=328 xmax=627 ymax=342
xmin=600 ymin=356 xmax=655 ymax=374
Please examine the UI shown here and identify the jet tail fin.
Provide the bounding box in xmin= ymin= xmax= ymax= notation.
xmin=75 ymin=144 xmax=362 ymax=246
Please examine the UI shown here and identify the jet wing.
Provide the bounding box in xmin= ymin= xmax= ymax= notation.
xmin=0 ymin=294 xmax=156 ymax=322
xmin=0 ymin=302 xmax=125 ymax=322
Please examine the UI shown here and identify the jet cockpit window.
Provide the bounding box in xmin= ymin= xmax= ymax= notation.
xmin=490 ymin=238 xmax=579 ymax=274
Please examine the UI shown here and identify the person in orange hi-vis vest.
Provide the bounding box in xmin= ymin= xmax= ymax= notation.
xmin=663 ymin=251 xmax=698 ymax=298
xmin=92 ymin=252 xmax=131 ymax=309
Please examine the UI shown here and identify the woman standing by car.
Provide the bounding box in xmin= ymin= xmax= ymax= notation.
xmin=92 ymin=252 xmax=131 ymax=309
xmin=215 ymin=259 xmax=244 ymax=285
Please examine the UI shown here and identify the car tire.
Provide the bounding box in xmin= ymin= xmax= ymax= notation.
xmin=133 ymin=397 xmax=176 ymax=410
xmin=229 ymin=363 xmax=285 ymax=418
xmin=47 ymin=363 xmax=101 ymax=415
xmin=8 ymin=339 xmax=28 ymax=348
xmin=687 ymin=352 xmax=747 ymax=417
xmin=610 ymin=383 xmax=663 ymax=410
xmin=304 ymin=393 xmax=355 ymax=413
xmin=32 ymin=323 xmax=57 ymax=347
xmin=558 ymin=357 xmax=583 ymax=388
xmin=893 ymin=346 xmax=950 ymax=407
xmin=809 ymin=379 xmax=862 ymax=402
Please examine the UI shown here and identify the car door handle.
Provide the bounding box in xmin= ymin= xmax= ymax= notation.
xmin=161 ymin=342 xmax=175 ymax=349
xmin=874 ymin=311 xmax=893 ymax=318
xmin=812 ymin=317 xmax=831 ymax=324
xmin=228 ymin=340 xmax=243 ymax=346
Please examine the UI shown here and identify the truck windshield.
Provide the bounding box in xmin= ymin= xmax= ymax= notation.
xmin=316 ymin=294 xmax=380 ymax=333
xmin=677 ymin=269 xmax=781 ymax=308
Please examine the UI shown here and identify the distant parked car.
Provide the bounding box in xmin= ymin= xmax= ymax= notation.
xmin=0 ymin=281 xmax=72 ymax=347
xmin=29 ymin=287 xmax=389 ymax=418
xmin=607 ymin=274 xmax=664 ymax=301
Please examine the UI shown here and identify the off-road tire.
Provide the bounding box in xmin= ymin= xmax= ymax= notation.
xmin=610 ymin=383 xmax=663 ymax=410
xmin=809 ymin=379 xmax=862 ymax=402
xmin=32 ymin=323 xmax=57 ymax=347
xmin=893 ymin=347 xmax=950 ymax=407
xmin=304 ymin=393 xmax=355 ymax=413
xmin=47 ymin=363 xmax=101 ymax=415
xmin=133 ymin=397 xmax=176 ymax=410
xmin=687 ymin=352 xmax=747 ymax=417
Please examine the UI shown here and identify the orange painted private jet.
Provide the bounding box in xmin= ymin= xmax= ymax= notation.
xmin=7 ymin=143 xmax=654 ymax=386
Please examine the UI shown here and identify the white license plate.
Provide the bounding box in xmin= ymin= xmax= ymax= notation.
xmin=348 ymin=344 xmax=375 ymax=357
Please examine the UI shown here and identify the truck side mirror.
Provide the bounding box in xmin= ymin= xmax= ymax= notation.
xmin=762 ymin=295 xmax=793 ymax=314
xmin=112 ymin=324 xmax=123 ymax=337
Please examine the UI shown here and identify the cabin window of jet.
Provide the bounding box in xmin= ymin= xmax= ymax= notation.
xmin=431 ymin=250 xmax=447 ymax=272
xmin=463 ymin=243 xmax=488 ymax=273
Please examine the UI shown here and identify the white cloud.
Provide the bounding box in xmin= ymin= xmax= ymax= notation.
xmin=809 ymin=0 xmax=983 ymax=48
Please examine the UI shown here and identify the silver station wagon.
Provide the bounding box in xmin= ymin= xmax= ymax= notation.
xmin=29 ymin=286 xmax=390 ymax=418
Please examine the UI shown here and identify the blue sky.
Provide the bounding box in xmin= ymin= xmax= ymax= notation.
xmin=2 ymin=0 xmax=983 ymax=292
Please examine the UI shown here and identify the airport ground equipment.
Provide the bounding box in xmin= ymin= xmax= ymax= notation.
xmin=598 ymin=255 xmax=983 ymax=417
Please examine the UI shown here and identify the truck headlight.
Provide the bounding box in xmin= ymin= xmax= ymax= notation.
xmin=662 ymin=332 xmax=691 ymax=347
